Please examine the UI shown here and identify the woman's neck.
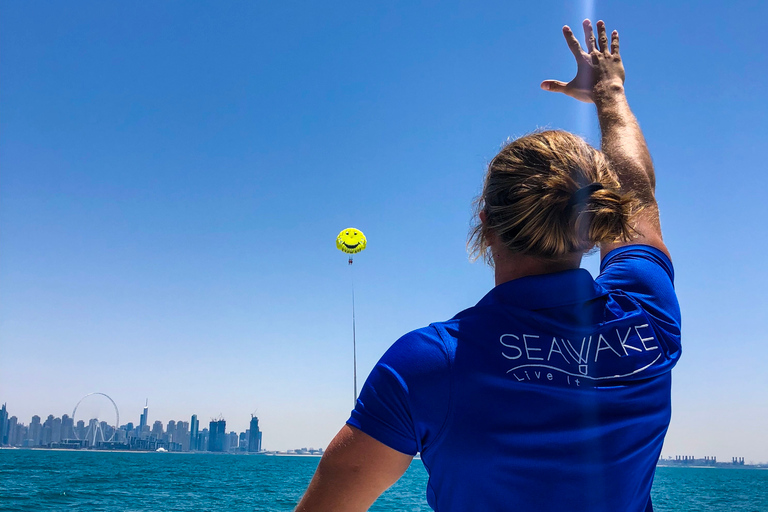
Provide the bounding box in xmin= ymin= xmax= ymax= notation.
xmin=492 ymin=248 xmax=583 ymax=286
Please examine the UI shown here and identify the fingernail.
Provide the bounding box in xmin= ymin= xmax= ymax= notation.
xmin=541 ymin=82 xmax=550 ymax=91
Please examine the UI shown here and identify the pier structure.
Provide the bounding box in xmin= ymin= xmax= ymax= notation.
xmin=657 ymin=455 xmax=753 ymax=468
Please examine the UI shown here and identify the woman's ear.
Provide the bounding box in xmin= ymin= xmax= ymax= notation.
xmin=479 ymin=210 xmax=497 ymax=247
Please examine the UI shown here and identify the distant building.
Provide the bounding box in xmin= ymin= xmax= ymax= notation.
xmin=8 ymin=417 xmax=25 ymax=447
xmin=239 ymin=432 xmax=247 ymax=452
xmin=150 ymin=421 xmax=162 ymax=439
xmin=42 ymin=415 xmax=55 ymax=445
xmin=7 ymin=416 xmax=18 ymax=446
xmin=248 ymin=416 xmax=262 ymax=452
xmin=138 ymin=400 xmax=149 ymax=439
xmin=100 ymin=421 xmax=113 ymax=441
xmin=176 ymin=421 xmax=189 ymax=450
xmin=18 ymin=422 xmax=29 ymax=447
xmin=29 ymin=415 xmax=42 ymax=447
xmin=225 ymin=431 xmax=238 ymax=452
xmin=166 ymin=420 xmax=176 ymax=443
xmin=208 ymin=419 xmax=226 ymax=452
xmin=52 ymin=417 xmax=62 ymax=444
xmin=0 ymin=403 xmax=8 ymax=445
xmin=190 ymin=415 xmax=199 ymax=451
xmin=61 ymin=414 xmax=74 ymax=440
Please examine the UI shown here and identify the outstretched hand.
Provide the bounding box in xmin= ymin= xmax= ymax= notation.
xmin=541 ymin=20 xmax=625 ymax=103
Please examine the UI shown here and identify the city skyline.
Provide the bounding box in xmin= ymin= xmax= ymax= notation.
xmin=0 ymin=400 xmax=270 ymax=454
xmin=1 ymin=393 xmax=268 ymax=441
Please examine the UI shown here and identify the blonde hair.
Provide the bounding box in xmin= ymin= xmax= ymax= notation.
xmin=469 ymin=130 xmax=639 ymax=263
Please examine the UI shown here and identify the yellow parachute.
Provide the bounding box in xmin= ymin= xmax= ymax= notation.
xmin=336 ymin=227 xmax=367 ymax=255
xmin=336 ymin=227 xmax=367 ymax=404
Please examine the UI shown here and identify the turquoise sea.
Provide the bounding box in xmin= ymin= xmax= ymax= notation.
xmin=1 ymin=450 xmax=766 ymax=511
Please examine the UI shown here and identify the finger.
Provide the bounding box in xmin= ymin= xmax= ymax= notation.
xmin=610 ymin=30 xmax=620 ymax=55
xmin=583 ymin=19 xmax=597 ymax=52
xmin=596 ymin=20 xmax=609 ymax=53
xmin=540 ymin=80 xmax=569 ymax=93
xmin=562 ymin=26 xmax=584 ymax=60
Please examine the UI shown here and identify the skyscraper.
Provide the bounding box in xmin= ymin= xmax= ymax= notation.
xmin=0 ymin=403 xmax=8 ymax=445
xmin=208 ymin=419 xmax=226 ymax=452
xmin=166 ymin=420 xmax=176 ymax=442
xmin=225 ymin=431 xmax=238 ymax=452
xmin=151 ymin=420 xmax=163 ymax=439
xmin=61 ymin=414 xmax=74 ymax=440
xmin=42 ymin=415 xmax=54 ymax=446
xmin=100 ymin=421 xmax=113 ymax=442
xmin=190 ymin=415 xmax=199 ymax=451
xmin=29 ymin=415 xmax=42 ymax=447
xmin=175 ymin=421 xmax=189 ymax=450
xmin=7 ymin=417 xmax=18 ymax=446
xmin=12 ymin=419 xmax=26 ymax=447
xmin=52 ymin=417 xmax=62 ymax=444
xmin=248 ymin=416 xmax=262 ymax=453
xmin=138 ymin=400 xmax=148 ymax=438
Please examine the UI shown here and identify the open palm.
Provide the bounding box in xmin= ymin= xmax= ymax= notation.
xmin=541 ymin=19 xmax=625 ymax=104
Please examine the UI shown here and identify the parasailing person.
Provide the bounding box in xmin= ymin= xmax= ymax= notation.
xmin=336 ymin=227 xmax=367 ymax=406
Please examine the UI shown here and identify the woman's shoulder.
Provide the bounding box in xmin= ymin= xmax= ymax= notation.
xmin=382 ymin=324 xmax=454 ymax=373
xmin=597 ymin=244 xmax=680 ymax=324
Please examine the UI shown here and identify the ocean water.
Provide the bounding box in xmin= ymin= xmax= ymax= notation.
xmin=1 ymin=450 xmax=766 ymax=511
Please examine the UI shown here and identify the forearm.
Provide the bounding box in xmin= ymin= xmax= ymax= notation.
xmin=596 ymin=82 xmax=667 ymax=252
xmin=595 ymin=84 xmax=656 ymax=202
xmin=545 ymin=19 xmax=668 ymax=255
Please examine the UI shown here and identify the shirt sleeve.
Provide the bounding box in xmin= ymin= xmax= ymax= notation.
xmin=347 ymin=326 xmax=451 ymax=456
xmin=597 ymin=245 xmax=682 ymax=357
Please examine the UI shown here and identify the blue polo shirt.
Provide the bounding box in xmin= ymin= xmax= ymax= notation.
xmin=347 ymin=245 xmax=681 ymax=512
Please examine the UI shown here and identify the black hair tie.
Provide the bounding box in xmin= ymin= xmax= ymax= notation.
xmin=566 ymin=183 xmax=604 ymax=209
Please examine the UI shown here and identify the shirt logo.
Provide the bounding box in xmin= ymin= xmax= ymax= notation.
xmin=499 ymin=325 xmax=661 ymax=387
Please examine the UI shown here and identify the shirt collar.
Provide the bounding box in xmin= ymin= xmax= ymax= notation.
xmin=475 ymin=268 xmax=606 ymax=310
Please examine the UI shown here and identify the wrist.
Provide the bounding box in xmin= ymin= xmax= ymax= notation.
xmin=593 ymin=80 xmax=625 ymax=104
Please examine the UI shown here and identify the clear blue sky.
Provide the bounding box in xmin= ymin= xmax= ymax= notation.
xmin=2 ymin=0 xmax=767 ymax=459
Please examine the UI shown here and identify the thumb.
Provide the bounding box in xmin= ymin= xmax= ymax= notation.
xmin=540 ymin=80 xmax=568 ymax=93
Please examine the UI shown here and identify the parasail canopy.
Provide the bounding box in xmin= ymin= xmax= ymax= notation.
xmin=336 ymin=228 xmax=367 ymax=254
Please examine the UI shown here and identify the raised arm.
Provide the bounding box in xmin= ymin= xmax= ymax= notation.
xmin=541 ymin=19 xmax=669 ymax=260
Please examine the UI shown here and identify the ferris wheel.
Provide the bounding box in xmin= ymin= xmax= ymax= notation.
xmin=72 ymin=392 xmax=120 ymax=446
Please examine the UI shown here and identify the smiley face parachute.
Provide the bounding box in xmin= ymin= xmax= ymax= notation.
xmin=336 ymin=227 xmax=367 ymax=264
xmin=336 ymin=227 xmax=367 ymax=406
